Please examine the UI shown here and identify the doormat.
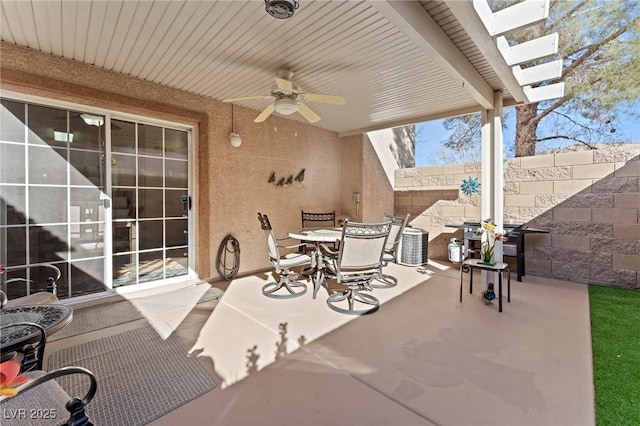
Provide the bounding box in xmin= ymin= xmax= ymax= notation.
xmin=48 ymin=326 xmax=217 ymax=426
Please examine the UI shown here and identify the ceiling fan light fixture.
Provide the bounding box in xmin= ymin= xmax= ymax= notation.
xmin=274 ymin=98 xmax=298 ymax=115
xmin=80 ymin=113 xmax=104 ymax=127
xmin=264 ymin=0 xmax=299 ymax=19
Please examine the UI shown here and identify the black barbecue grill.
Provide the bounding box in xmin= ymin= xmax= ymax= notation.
xmin=447 ymin=221 xmax=549 ymax=282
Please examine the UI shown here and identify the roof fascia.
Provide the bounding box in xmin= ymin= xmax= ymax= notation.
xmin=445 ymin=0 xmax=527 ymax=104
xmin=338 ymin=105 xmax=482 ymax=138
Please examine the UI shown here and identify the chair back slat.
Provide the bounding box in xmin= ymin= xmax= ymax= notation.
xmin=383 ymin=213 xmax=410 ymax=252
xmin=335 ymin=220 xmax=391 ymax=278
xmin=301 ymin=210 xmax=336 ymax=228
xmin=266 ymin=230 xmax=280 ymax=262
xmin=257 ymin=213 xmax=280 ymax=265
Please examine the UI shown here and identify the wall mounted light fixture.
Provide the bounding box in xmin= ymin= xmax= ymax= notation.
xmin=229 ymin=104 xmax=242 ymax=148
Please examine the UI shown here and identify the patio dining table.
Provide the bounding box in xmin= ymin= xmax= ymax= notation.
xmin=288 ymin=228 xmax=342 ymax=298
xmin=1 ymin=303 xmax=73 ymax=370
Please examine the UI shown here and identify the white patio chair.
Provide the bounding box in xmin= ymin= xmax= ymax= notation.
xmin=323 ymin=219 xmax=391 ymax=315
xmin=258 ymin=213 xmax=312 ymax=299
xmin=372 ymin=213 xmax=410 ymax=289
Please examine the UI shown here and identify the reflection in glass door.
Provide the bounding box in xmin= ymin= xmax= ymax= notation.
xmin=1 ymin=97 xmax=191 ymax=300
xmin=0 ymin=99 xmax=107 ymax=299
xmin=111 ymin=119 xmax=189 ymax=287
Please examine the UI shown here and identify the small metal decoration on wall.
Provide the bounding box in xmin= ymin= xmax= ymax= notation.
xmin=460 ymin=176 xmax=480 ymax=196
xmin=269 ymin=169 xmax=306 ymax=186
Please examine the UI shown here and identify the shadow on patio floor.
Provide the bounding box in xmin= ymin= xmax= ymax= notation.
xmin=47 ymin=260 xmax=594 ymax=426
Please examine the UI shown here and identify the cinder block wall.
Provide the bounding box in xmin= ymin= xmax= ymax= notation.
xmin=395 ymin=145 xmax=640 ymax=289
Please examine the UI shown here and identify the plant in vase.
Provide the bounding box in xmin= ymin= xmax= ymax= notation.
xmin=477 ymin=218 xmax=503 ymax=265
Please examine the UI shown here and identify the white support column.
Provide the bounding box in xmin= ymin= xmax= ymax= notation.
xmin=481 ymin=92 xmax=504 ymax=292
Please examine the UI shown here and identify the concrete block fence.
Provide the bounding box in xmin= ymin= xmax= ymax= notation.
xmin=395 ymin=145 xmax=640 ymax=289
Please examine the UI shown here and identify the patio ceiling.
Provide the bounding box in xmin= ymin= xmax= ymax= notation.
xmin=1 ymin=0 xmax=535 ymax=136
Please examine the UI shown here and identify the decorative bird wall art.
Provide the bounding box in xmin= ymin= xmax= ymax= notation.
xmin=269 ymin=168 xmax=305 ymax=187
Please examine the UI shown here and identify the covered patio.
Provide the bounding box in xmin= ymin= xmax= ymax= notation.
xmin=46 ymin=260 xmax=594 ymax=425
xmin=1 ymin=1 xmax=596 ymax=424
xmin=0 ymin=0 xmax=565 ymax=290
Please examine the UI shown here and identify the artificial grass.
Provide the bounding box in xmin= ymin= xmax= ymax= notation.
xmin=589 ymin=285 xmax=640 ymax=426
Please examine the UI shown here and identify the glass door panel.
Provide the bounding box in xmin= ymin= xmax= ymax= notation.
xmin=112 ymin=120 xmax=136 ymax=153
xmin=28 ymin=147 xmax=67 ymax=185
xmin=111 ymin=120 xmax=190 ymax=287
xmin=0 ymin=99 xmax=107 ymax=300
xmin=139 ymin=250 xmax=164 ymax=283
xmin=1 ymin=99 xmax=190 ymax=298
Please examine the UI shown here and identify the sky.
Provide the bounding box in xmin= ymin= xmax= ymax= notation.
xmin=415 ymin=105 xmax=639 ymax=167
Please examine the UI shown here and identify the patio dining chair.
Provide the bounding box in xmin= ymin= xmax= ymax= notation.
xmin=258 ymin=213 xmax=312 ymax=299
xmin=301 ymin=210 xmax=337 ymax=252
xmin=0 ymin=332 xmax=97 ymax=426
xmin=322 ymin=219 xmax=391 ymax=315
xmin=372 ymin=213 xmax=410 ymax=289
xmin=1 ymin=263 xmax=61 ymax=308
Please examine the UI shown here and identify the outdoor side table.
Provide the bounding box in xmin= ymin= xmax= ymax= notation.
xmin=459 ymin=259 xmax=511 ymax=312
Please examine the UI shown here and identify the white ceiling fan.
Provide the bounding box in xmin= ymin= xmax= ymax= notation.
xmin=222 ymin=69 xmax=346 ymax=123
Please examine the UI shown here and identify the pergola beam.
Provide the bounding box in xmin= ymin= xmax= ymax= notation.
xmin=474 ymin=0 xmax=549 ymax=37
xmin=513 ymin=60 xmax=563 ymax=86
xmin=523 ymin=83 xmax=566 ymax=103
xmin=446 ymin=0 xmax=527 ymax=104
xmin=497 ymin=34 xmax=558 ymax=66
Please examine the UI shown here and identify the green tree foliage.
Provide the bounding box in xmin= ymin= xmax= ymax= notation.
xmin=441 ymin=0 xmax=640 ymax=158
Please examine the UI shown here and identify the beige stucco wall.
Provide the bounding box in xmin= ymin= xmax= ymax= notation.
xmin=337 ymin=134 xmax=394 ymax=223
xmin=362 ymin=133 xmax=394 ymax=222
xmin=1 ymin=43 xmax=391 ymax=282
xmin=395 ymin=145 xmax=640 ymax=288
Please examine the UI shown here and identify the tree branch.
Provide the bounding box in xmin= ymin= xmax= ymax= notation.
xmin=533 ymin=95 xmax=570 ymax=124
xmin=557 ymin=22 xmax=636 ymax=81
xmin=536 ymin=135 xmax=597 ymax=149
xmin=550 ymin=110 xmax=589 ymax=128
xmin=548 ymin=1 xmax=588 ymax=31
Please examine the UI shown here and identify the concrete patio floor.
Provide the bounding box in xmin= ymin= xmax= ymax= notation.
xmin=48 ymin=260 xmax=595 ymax=426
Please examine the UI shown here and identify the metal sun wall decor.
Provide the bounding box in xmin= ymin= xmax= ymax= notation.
xmin=460 ymin=176 xmax=480 ymax=196
xmin=269 ymin=169 xmax=305 ymax=186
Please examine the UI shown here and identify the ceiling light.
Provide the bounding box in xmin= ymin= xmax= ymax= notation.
xmin=264 ymin=0 xmax=299 ymax=19
xmin=274 ymin=99 xmax=298 ymax=115
xmin=53 ymin=131 xmax=73 ymax=143
xmin=80 ymin=113 xmax=104 ymax=127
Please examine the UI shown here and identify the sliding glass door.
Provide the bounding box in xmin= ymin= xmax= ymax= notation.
xmin=0 ymin=97 xmax=191 ymax=300
xmin=111 ymin=119 xmax=190 ymax=287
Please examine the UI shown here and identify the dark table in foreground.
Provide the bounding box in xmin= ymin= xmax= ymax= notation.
xmin=446 ymin=222 xmax=549 ymax=281
xmin=459 ymin=258 xmax=511 ymax=312
xmin=0 ymin=304 xmax=73 ymax=353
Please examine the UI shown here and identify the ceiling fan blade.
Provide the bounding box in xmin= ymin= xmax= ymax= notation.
xmin=297 ymin=103 xmax=321 ymax=123
xmin=274 ymin=78 xmax=293 ymax=92
xmin=303 ymin=93 xmax=346 ymax=105
xmin=223 ymin=95 xmax=272 ymax=103
xmin=254 ymin=104 xmax=275 ymax=122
